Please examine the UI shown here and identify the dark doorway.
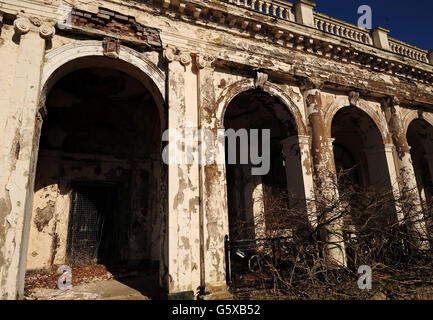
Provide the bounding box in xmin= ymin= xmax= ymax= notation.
xmin=66 ymin=182 xmax=119 ymax=265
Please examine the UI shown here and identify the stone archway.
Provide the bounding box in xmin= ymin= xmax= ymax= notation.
xmin=20 ymin=42 xmax=167 ymax=298
xmin=331 ymin=105 xmax=397 ymax=268
xmin=223 ymin=88 xmax=310 ymax=240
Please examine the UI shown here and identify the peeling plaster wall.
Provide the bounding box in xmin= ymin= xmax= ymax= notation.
xmin=0 ymin=25 xmax=18 ymax=139
xmin=0 ymin=25 xmax=20 ymax=291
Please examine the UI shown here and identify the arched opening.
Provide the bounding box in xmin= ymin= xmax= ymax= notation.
xmin=224 ymin=89 xmax=308 ymax=241
xmin=407 ymin=119 xmax=433 ymax=205
xmin=25 ymin=57 xmax=165 ymax=298
xmin=331 ymin=106 xmax=396 ymax=268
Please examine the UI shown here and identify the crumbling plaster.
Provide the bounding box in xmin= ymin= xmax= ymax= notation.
xmin=0 ymin=0 xmax=432 ymax=300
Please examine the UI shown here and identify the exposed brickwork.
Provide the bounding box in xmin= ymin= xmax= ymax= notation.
xmin=71 ymin=7 xmax=162 ymax=48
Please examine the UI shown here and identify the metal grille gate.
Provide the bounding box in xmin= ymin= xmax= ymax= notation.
xmin=66 ymin=183 xmax=116 ymax=265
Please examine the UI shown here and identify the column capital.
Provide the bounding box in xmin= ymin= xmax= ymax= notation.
xmin=163 ymin=47 xmax=192 ymax=66
xmin=196 ymin=54 xmax=215 ymax=69
xmin=163 ymin=47 xmax=176 ymax=63
xmin=383 ymin=95 xmax=400 ymax=107
xmin=281 ymin=135 xmax=312 ymax=150
xmin=39 ymin=21 xmax=56 ymax=40
xmin=13 ymin=15 xmax=55 ymax=40
xmin=297 ymin=134 xmax=312 ymax=145
xmin=179 ymin=51 xmax=192 ymax=66
xmin=14 ymin=16 xmax=32 ymax=35
xmin=297 ymin=76 xmax=324 ymax=93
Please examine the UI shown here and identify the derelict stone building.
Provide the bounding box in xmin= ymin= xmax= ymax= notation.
xmin=0 ymin=0 xmax=433 ymax=299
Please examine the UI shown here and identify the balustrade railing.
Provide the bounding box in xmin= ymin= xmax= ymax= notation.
xmin=389 ymin=37 xmax=429 ymax=63
xmin=313 ymin=12 xmax=372 ymax=46
xmin=218 ymin=0 xmax=431 ymax=65
xmin=221 ymin=0 xmax=294 ymax=21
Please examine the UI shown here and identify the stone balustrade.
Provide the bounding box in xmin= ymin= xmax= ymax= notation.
xmin=389 ymin=37 xmax=430 ymax=64
xmin=313 ymin=12 xmax=373 ymax=46
xmin=219 ymin=0 xmax=432 ymax=65
xmin=221 ymin=0 xmax=295 ymax=21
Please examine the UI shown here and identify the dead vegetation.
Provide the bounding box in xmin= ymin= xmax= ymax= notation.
xmin=227 ymin=168 xmax=433 ymax=300
xmin=24 ymin=264 xmax=114 ymax=297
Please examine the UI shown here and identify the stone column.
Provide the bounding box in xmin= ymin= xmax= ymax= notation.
xmin=242 ymin=166 xmax=266 ymax=240
xmin=163 ymin=48 xmax=201 ymax=298
xmin=385 ymin=97 xmax=429 ymax=249
xmin=0 ymin=15 xmax=55 ymax=300
xmin=195 ymin=54 xmax=230 ymax=296
xmin=281 ymin=135 xmax=317 ymax=228
xmin=301 ymin=80 xmax=346 ymax=267
xmin=382 ymin=144 xmax=405 ymax=221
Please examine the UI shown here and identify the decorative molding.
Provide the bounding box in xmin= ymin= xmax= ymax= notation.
xmin=348 ymin=91 xmax=360 ymax=107
xmin=179 ymin=51 xmax=192 ymax=66
xmin=13 ymin=16 xmax=31 ymax=35
xmin=254 ymin=72 xmax=268 ymax=89
xmin=39 ymin=21 xmax=56 ymax=40
xmin=103 ymin=37 xmax=121 ymax=59
xmin=163 ymin=47 xmax=176 ymax=63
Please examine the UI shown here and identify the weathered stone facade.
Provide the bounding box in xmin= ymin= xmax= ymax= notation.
xmin=0 ymin=0 xmax=432 ymax=299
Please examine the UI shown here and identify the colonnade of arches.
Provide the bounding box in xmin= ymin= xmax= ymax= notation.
xmin=222 ymin=88 xmax=433 ymax=268
xmin=18 ymin=42 xmax=433 ymax=297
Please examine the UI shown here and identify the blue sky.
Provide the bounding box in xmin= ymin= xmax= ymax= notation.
xmin=292 ymin=0 xmax=432 ymax=50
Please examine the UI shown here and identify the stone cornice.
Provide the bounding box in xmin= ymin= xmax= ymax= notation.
xmin=1 ymin=0 xmax=432 ymax=107
xmin=1 ymin=0 xmax=432 ymax=83
xmin=96 ymin=0 xmax=433 ymax=85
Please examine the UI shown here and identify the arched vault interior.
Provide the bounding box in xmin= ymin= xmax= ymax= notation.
xmin=224 ymin=89 xmax=308 ymax=240
xmin=27 ymin=66 xmax=163 ymax=279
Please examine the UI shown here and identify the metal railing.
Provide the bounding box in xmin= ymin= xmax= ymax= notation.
xmin=225 ymin=234 xmax=295 ymax=292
